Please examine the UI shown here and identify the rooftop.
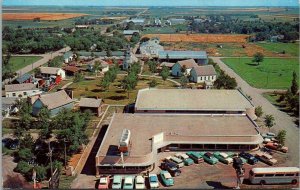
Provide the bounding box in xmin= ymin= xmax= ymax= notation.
xmin=15 ymin=73 xmax=32 ymax=84
xmin=135 ymin=89 xmax=253 ymax=112
xmin=160 ymin=62 xmax=175 ymax=68
xmin=38 ymin=90 xmax=73 ymax=110
xmin=96 ymin=113 xmax=262 ymax=164
xmin=5 ymin=83 xmax=38 ymax=92
xmin=64 ymin=51 xmax=73 ymax=59
xmin=158 ymin=50 xmax=207 ymax=59
xmin=123 ymin=30 xmax=140 ymax=35
xmin=77 ymin=51 xmax=125 ymax=57
xmin=40 ymin=67 xmax=62 ymax=75
xmin=79 ymin=98 xmax=102 ymax=108
xmin=177 ymin=59 xmax=198 ymax=68
xmin=64 ymin=66 xmax=80 ymax=73
xmin=192 ymin=65 xmax=217 ymax=76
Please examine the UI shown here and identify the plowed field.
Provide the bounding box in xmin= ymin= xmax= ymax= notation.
xmin=3 ymin=13 xmax=88 ymax=21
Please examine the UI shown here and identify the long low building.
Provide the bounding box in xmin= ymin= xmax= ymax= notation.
xmin=95 ymin=113 xmax=263 ymax=175
xmin=158 ymin=50 xmax=208 ymax=64
xmin=135 ymin=88 xmax=257 ymax=119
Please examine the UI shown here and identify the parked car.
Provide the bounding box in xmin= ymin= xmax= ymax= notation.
xmin=2 ymin=138 xmax=12 ymax=148
xmin=112 ymin=175 xmax=122 ymax=189
xmin=255 ymin=152 xmax=277 ymax=165
xmin=227 ymin=152 xmax=247 ymax=164
xmin=161 ymin=161 xmax=181 ymax=176
xmin=123 ymin=176 xmax=134 ymax=189
xmin=265 ymin=142 xmax=288 ymax=153
xmin=166 ymin=156 xmax=184 ymax=168
xmin=98 ymin=176 xmax=110 ymax=189
xmin=175 ymin=153 xmax=194 ymax=166
xmin=186 ymin=151 xmax=204 ymax=164
xmin=148 ymin=174 xmax=159 ymax=189
xmin=261 ymin=147 xmax=273 ymax=155
xmin=160 ymin=170 xmax=174 ymax=186
xmin=135 ymin=175 xmax=145 ymax=189
xmin=213 ymin=152 xmax=233 ymax=164
xmin=202 ymin=152 xmax=218 ymax=165
xmin=239 ymin=152 xmax=258 ymax=165
xmin=261 ymin=132 xmax=276 ymax=139
xmin=9 ymin=139 xmax=20 ymax=150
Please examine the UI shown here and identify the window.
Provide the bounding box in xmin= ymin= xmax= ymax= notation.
xmin=296 ymin=173 xmax=299 ymax=176
xmin=285 ymin=173 xmax=294 ymax=176
xmin=12 ymin=93 xmax=16 ymax=97
xmin=255 ymin=174 xmax=263 ymax=177
xmin=275 ymin=174 xmax=284 ymax=177
xmin=23 ymin=92 xmax=27 ymax=95
xmin=265 ymin=174 xmax=274 ymax=177
xmin=200 ymin=77 xmax=202 ymax=80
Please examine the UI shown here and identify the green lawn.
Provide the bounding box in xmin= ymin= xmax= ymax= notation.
xmin=262 ymin=92 xmax=282 ymax=106
xmin=7 ymin=56 xmax=43 ymax=72
xmin=222 ymin=58 xmax=299 ymax=89
xmin=256 ymin=42 xmax=299 ymax=57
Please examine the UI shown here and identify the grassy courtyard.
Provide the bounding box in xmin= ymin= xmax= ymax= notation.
xmin=69 ymin=75 xmax=177 ymax=105
xmin=255 ymin=42 xmax=299 ymax=57
xmin=222 ymin=58 xmax=299 ymax=89
xmin=7 ymin=56 xmax=43 ymax=72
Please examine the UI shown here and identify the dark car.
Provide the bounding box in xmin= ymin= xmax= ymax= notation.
xmin=161 ymin=161 xmax=181 ymax=177
xmin=2 ymin=138 xmax=12 ymax=148
xmin=261 ymin=147 xmax=273 ymax=155
xmin=239 ymin=152 xmax=258 ymax=165
xmin=9 ymin=139 xmax=20 ymax=150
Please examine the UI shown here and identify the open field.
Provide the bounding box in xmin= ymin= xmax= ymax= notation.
xmin=256 ymin=42 xmax=299 ymax=57
xmin=143 ymin=34 xmax=250 ymax=43
xmin=69 ymin=75 xmax=177 ymax=105
xmin=7 ymin=56 xmax=43 ymax=72
xmin=3 ymin=13 xmax=88 ymax=21
xmin=222 ymin=58 xmax=299 ymax=89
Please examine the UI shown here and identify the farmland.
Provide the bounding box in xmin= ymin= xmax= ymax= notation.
xmin=3 ymin=13 xmax=88 ymax=21
xmin=256 ymin=42 xmax=299 ymax=57
xmin=7 ymin=56 xmax=43 ymax=72
xmin=222 ymin=58 xmax=299 ymax=89
xmin=142 ymin=34 xmax=250 ymax=43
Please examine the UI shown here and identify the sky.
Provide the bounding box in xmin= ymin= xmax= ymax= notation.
xmin=3 ymin=0 xmax=299 ymax=7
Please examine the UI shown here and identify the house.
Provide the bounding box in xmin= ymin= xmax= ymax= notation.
xmin=64 ymin=51 xmax=74 ymax=63
xmin=169 ymin=18 xmax=186 ymax=25
xmin=79 ymin=98 xmax=103 ymax=116
xmin=87 ymin=58 xmax=110 ymax=73
xmin=95 ymin=113 xmax=262 ymax=175
xmin=123 ymin=30 xmax=140 ymax=36
xmin=134 ymin=88 xmax=257 ymax=120
xmin=5 ymin=83 xmax=42 ymax=98
xmin=158 ymin=62 xmax=175 ymax=71
xmin=139 ymin=38 xmax=164 ymax=57
xmin=63 ymin=66 xmax=81 ymax=76
xmin=14 ymin=73 xmax=33 ymax=84
xmin=75 ymin=25 xmax=89 ymax=29
xmin=189 ymin=65 xmax=217 ymax=84
xmin=154 ymin=18 xmax=162 ymax=26
xmin=171 ymin=59 xmax=198 ymax=77
xmin=32 ymin=90 xmax=74 ymax=117
xmin=158 ymin=50 xmax=208 ymax=65
xmin=39 ymin=67 xmax=66 ymax=80
xmin=2 ymin=97 xmax=19 ymax=118
xmin=125 ymin=18 xmax=145 ymax=25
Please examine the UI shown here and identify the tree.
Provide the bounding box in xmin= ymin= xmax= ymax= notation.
xmin=148 ymin=79 xmax=157 ymax=88
xmin=277 ymin=130 xmax=287 ymax=146
xmin=93 ymin=60 xmax=102 ymax=77
xmin=264 ymin=114 xmax=275 ymax=132
xmin=17 ymin=148 xmax=34 ymax=162
xmin=34 ymin=165 xmax=47 ymax=181
xmin=290 ymin=71 xmax=298 ymax=95
xmin=73 ymin=72 xmax=84 ymax=83
xmin=20 ymin=133 xmax=34 ymax=149
xmin=214 ymin=71 xmax=237 ymax=89
xmin=252 ymin=52 xmax=264 ymax=65
xmin=14 ymin=161 xmax=32 ymax=177
xmin=36 ymin=106 xmax=52 ymax=139
xmin=100 ymin=78 xmax=110 ymax=91
xmin=122 ymin=72 xmax=138 ymax=99
xmin=255 ymin=106 xmax=263 ymax=118
xmin=160 ymin=66 xmax=169 ymax=82
xmin=147 ymin=61 xmax=158 ymax=73
xmin=180 ymin=75 xmax=189 ymax=88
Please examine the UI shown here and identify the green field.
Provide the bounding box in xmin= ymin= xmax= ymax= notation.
xmin=222 ymin=58 xmax=299 ymax=89
xmin=8 ymin=56 xmax=43 ymax=72
xmin=256 ymin=42 xmax=299 ymax=57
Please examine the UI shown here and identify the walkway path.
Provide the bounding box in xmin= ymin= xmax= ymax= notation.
xmin=211 ymin=57 xmax=299 ymax=166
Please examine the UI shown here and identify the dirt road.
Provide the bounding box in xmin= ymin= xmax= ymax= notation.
xmin=211 ymin=57 xmax=299 ymax=166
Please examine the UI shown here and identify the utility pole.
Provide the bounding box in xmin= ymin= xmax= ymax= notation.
xmin=48 ymin=141 xmax=53 ymax=189
xmin=64 ymin=138 xmax=67 ymax=169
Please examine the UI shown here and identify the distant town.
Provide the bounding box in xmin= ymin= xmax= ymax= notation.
xmin=1 ymin=3 xmax=299 ymax=190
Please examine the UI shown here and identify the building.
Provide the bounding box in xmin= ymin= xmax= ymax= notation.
xmin=158 ymin=50 xmax=208 ymax=65
xmin=87 ymin=58 xmax=110 ymax=73
xmin=169 ymin=18 xmax=186 ymax=25
xmin=139 ymin=38 xmax=164 ymax=57
xmin=95 ymin=113 xmax=263 ymax=174
xmin=39 ymin=67 xmax=66 ymax=80
xmin=14 ymin=73 xmax=33 ymax=84
xmin=123 ymin=30 xmax=140 ymax=36
xmin=122 ymin=46 xmax=138 ymax=70
xmin=64 ymin=51 xmax=74 ymax=63
xmin=189 ymin=65 xmax=217 ymax=84
xmin=79 ymin=98 xmax=103 ymax=116
xmin=2 ymin=97 xmax=18 ymax=118
xmin=134 ymin=88 xmax=257 ymax=119
xmin=158 ymin=62 xmax=175 ymax=71
xmin=5 ymin=83 xmax=42 ymax=98
xmin=171 ymin=59 xmax=199 ymax=77
xmin=154 ymin=18 xmax=162 ymax=26
xmin=32 ymin=90 xmax=74 ymax=116
xmin=125 ymin=18 xmax=145 ymax=25
xmin=63 ymin=66 xmax=81 ymax=76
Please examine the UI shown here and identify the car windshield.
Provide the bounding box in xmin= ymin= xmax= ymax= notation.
xmin=150 ymin=176 xmax=157 ymax=182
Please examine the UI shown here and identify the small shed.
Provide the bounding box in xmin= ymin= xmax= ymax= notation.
xmin=14 ymin=73 xmax=33 ymax=84
xmin=64 ymin=66 xmax=81 ymax=76
xmin=79 ymin=98 xmax=103 ymax=117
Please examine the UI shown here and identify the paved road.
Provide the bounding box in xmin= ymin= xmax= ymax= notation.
xmin=211 ymin=57 xmax=299 ymax=166
xmin=4 ymin=47 xmax=71 ymax=84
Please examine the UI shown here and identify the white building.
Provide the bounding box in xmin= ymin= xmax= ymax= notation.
xmin=39 ymin=67 xmax=66 ymax=79
xmin=139 ymin=38 xmax=164 ymax=57
xmin=189 ymin=65 xmax=217 ymax=84
xmin=5 ymin=83 xmax=42 ymax=98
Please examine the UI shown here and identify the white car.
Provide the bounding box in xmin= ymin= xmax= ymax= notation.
xmin=149 ymin=174 xmax=159 ymax=189
xmin=135 ymin=175 xmax=145 ymax=189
